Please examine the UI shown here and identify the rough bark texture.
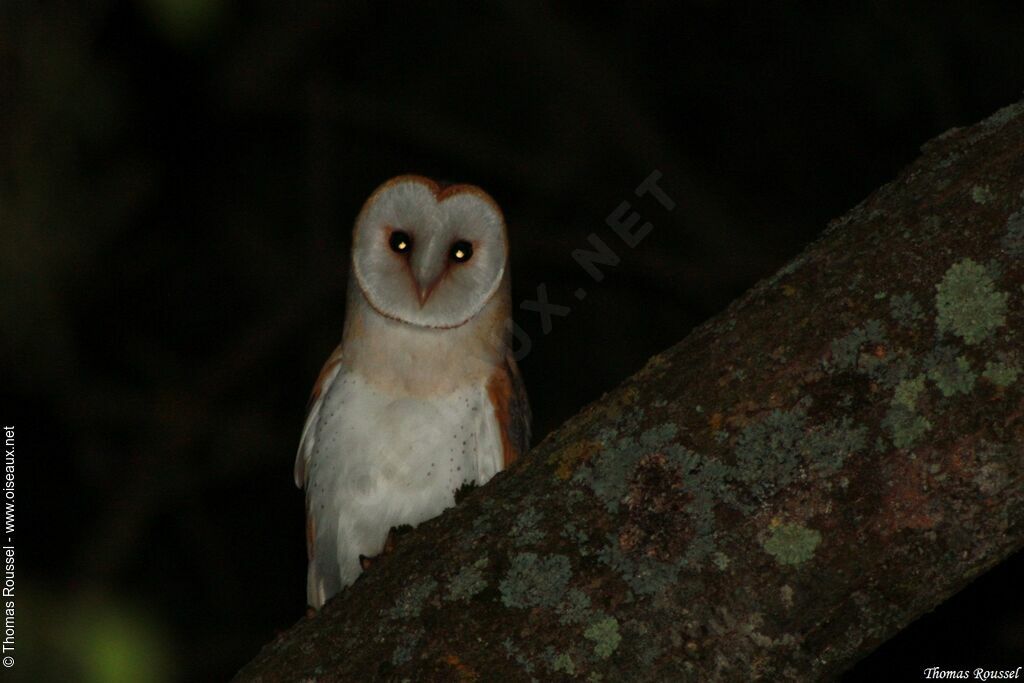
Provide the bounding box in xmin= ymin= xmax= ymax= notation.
xmin=236 ymin=102 xmax=1024 ymax=682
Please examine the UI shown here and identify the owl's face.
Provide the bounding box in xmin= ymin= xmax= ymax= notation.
xmin=352 ymin=176 xmax=508 ymax=329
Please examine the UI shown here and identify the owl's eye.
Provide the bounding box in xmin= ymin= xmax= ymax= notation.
xmin=389 ymin=230 xmax=412 ymax=254
xmin=450 ymin=240 xmax=473 ymax=263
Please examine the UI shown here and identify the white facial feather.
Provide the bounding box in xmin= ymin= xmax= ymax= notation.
xmin=352 ymin=177 xmax=507 ymax=329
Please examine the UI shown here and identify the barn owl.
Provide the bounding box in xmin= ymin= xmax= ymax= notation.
xmin=294 ymin=175 xmax=531 ymax=609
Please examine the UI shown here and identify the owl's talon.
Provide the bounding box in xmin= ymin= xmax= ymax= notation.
xmin=359 ymin=529 xmax=398 ymax=572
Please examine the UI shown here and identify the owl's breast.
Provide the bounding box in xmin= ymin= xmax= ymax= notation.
xmin=308 ymin=368 xmax=503 ymax=528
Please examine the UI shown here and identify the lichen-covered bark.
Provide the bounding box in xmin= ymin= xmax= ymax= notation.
xmin=236 ymin=102 xmax=1024 ymax=682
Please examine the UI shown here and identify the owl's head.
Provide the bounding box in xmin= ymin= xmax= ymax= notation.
xmin=352 ymin=175 xmax=508 ymax=329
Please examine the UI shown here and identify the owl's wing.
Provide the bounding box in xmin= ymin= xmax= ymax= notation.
xmin=294 ymin=343 xmax=344 ymax=489
xmin=488 ymin=352 xmax=532 ymax=467
xmin=296 ymin=343 xmax=345 ymax=608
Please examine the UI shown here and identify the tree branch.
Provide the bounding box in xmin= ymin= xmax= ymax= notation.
xmin=236 ymin=101 xmax=1024 ymax=681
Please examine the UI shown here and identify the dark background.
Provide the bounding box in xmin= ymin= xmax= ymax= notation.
xmin=3 ymin=2 xmax=1022 ymax=681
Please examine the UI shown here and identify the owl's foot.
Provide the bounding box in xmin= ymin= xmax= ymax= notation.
xmin=358 ymin=524 xmax=418 ymax=571
xmin=359 ymin=529 xmax=399 ymax=572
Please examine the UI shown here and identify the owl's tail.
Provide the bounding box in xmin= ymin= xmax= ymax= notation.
xmin=307 ymin=562 xmax=331 ymax=609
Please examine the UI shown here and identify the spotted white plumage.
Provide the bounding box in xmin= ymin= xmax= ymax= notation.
xmin=295 ymin=175 xmax=530 ymax=608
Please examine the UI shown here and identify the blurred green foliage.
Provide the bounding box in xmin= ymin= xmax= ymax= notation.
xmin=21 ymin=586 xmax=173 ymax=682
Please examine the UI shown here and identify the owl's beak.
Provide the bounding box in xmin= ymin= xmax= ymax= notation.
xmin=410 ymin=252 xmax=445 ymax=307
xmin=414 ymin=275 xmax=443 ymax=307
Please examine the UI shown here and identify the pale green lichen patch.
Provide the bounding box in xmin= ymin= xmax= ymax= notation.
xmin=574 ymin=422 xmax=730 ymax=580
xmin=971 ymin=184 xmax=994 ymax=204
xmin=780 ymin=584 xmax=794 ymax=609
xmin=573 ymin=429 xmax=642 ymax=513
xmin=556 ymin=588 xmax=593 ymax=625
xmin=391 ymin=628 xmax=423 ymax=666
xmin=640 ymin=422 xmax=679 ymax=448
xmin=598 ymin=537 xmax=680 ymax=596
xmin=974 ymin=462 xmax=1009 ymax=496
xmin=576 ymin=451 xmax=636 ymax=513
xmin=937 ymin=152 xmax=961 ymax=169
xmin=890 ymin=292 xmax=924 ymax=326
xmin=803 ymin=417 xmax=868 ymax=475
xmin=732 ymin=406 xmax=867 ymax=497
xmin=510 ymin=506 xmax=545 ymax=546
xmin=573 ymin=423 xmax=683 ymax=513
xmin=584 ymin=616 xmax=621 ymax=659
xmin=972 ymin=442 xmax=1013 ymax=495
xmin=387 ymin=577 xmax=438 ymax=620
xmin=628 ymin=620 xmax=665 ymax=666
xmin=713 ymin=552 xmax=731 ymax=570
xmin=883 ymin=405 xmax=932 ymax=449
xmin=561 ymin=519 xmax=590 ymax=547
xmin=927 ymin=352 xmax=977 ymax=397
xmin=446 ymin=557 xmax=489 ymax=602
xmin=735 ymin=408 xmax=807 ymax=500
xmin=983 ymin=358 xmax=1021 ymax=387
xmin=762 ymin=523 xmax=821 ymax=566
xmin=826 ymin=319 xmax=887 ymax=370
xmin=470 ymin=514 xmax=493 ymax=537
xmin=985 ymin=258 xmax=1006 ymax=281
xmin=893 ymin=375 xmax=927 ymax=410
xmin=935 ymin=258 xmax=1008 ymax=345
xmin=552 ymin=652 xmax=575 ymax=675
xmin=499 ymin=553 xmax=572 ymax=609
xmin=502 ymin=638 xmax=535 ymax=674
xmin=1003 ymin=209 xmax=1024 ymax=257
